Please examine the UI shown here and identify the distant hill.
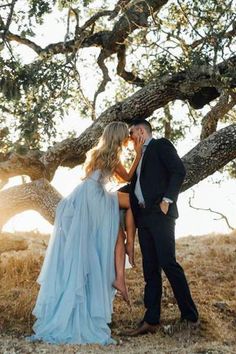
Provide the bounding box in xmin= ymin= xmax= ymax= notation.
xmin=0 ymin=230 xmax=235 ymax=354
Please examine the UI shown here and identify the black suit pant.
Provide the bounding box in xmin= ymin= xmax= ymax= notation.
xmin=137 ymin=209 xmax=198 ymax=324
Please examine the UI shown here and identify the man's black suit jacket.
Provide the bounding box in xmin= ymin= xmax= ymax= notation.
xmin=129 ymin=137 xmax=186 ymax=221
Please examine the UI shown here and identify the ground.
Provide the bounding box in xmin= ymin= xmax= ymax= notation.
xmin=0 ymin=230 xmax=235 ymax=354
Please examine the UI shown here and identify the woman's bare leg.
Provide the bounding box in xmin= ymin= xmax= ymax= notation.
xmin=112 ymin=192 xmax=136 ymax=302
xmin=125 ymin=207 xmax=136 ymax=267
xmin=118 ymin=192 xmax=136 ymax=267
xmin=113 ymin=227 xmax=129 ymax=303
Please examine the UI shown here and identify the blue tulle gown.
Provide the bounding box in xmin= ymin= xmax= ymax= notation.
xmin=28 ymin=170 xmax=119 ymax=345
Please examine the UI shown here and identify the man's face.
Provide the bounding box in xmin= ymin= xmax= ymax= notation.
xmin=129 ymin=125 xmax=143 ymax=142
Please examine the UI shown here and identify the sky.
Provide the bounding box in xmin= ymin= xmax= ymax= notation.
xmin=2 ymin=1 xmax=235 ymax=238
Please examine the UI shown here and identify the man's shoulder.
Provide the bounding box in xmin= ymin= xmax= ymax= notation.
xmin=151 ymin=138 xmax=177 ymax=154
xmin=153 ymin=137 xmax=174 ymax=147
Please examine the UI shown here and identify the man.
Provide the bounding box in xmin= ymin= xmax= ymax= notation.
xmin=126 ymin=119 xmax=198 ymax=336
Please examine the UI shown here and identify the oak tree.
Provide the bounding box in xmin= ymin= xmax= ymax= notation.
xmin=0 ymin=0 xmax=235 ymax=227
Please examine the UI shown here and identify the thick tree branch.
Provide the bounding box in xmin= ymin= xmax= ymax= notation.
xmin=117 ymin=44 xmax=145 ymax=86
xmin=200 ymin=92 xmax=236 ymax=140
xmin=182 ymin=124 xmax=236 ymax=191
xmin=94 ymin=43 xmax=145 ymax=107
xmin=0 ymin=152 xmax=48 ymax=182
xmin=93 ymin=49 xmax=112 ymax=111
xmin=0 ymin=179 xmax=62 ymax=229
xmin=2 ymin=32 xmax=43 ymax=53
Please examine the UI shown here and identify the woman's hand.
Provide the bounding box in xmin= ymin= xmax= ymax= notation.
xmin=115 ymin=136 xmax=145 ymax=182
xmin=133 ymin=136 xmax=145 ymax=156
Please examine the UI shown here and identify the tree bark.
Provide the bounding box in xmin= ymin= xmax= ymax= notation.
xmin=0 ymin=152 xmax=48 ymax=181
xmin=200 ymin=92 xmax=236 ymax=140
xmin=0 ymin=179 xmax=62 ymax=229
xmin=182 ymin=124 xmax=236 ymax=191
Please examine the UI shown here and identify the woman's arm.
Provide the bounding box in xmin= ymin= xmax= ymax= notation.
xmin=115 ymin=138 xmax=143 ymax=182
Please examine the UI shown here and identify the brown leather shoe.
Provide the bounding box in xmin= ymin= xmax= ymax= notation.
xmin=122 ymin=321 xmax=159 ymax=337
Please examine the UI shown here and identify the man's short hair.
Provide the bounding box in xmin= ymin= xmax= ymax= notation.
xmin=129 ymin=119 xmax=152 ymax=134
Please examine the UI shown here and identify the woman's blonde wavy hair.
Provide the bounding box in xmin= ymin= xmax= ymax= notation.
xmin=84 ymin=122 xmax=129 ymax=178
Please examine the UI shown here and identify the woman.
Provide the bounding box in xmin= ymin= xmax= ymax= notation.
xmin=28 ymin=122 xmax=143 ymax=345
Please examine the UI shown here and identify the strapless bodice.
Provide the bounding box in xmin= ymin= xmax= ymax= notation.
xmin=88 ymin=169 xmax=111 ymax=185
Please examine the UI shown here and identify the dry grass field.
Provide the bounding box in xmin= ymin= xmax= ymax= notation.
xmin=0 ymin=230 xmax=235 ymax=353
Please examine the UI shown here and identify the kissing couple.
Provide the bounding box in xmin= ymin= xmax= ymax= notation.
xmin=27 ymin=119 xmax=198 ymax=345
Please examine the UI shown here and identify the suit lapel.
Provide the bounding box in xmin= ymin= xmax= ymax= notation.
xmin=140 ymin=138 xmax=156 ymax=173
